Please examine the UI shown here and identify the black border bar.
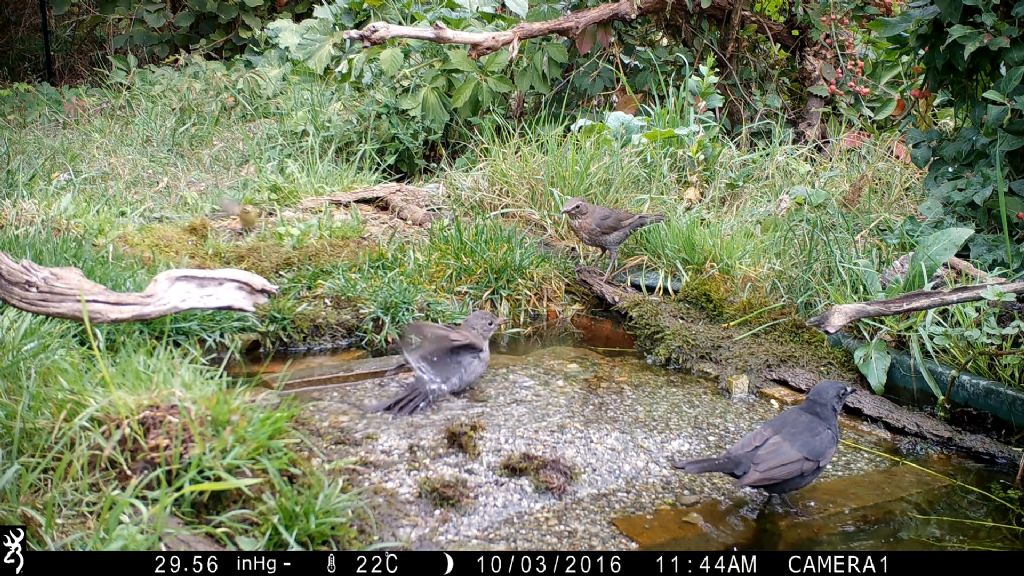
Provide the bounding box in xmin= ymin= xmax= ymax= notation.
xmin=12 ymin=550 xmax=1021 ymax=575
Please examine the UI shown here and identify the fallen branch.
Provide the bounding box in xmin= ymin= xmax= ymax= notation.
xmin=575 ymin=265 xmax=639 ymax=305
xmin=301 ymin=183 xmax=434 ymax=226
xmin=807 ymin=281 xmax=1024 ymax=335
xmin=343 ymin=0 xmax=797 ymax=59
xmin=0 ymin=251 xmax=277 ymax=323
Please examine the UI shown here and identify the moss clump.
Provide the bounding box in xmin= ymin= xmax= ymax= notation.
xmin=418 ymin=476 xmax=473 ymax=509
xmin=498 ymin=452 xmax=576 ymax=497
xmin=445 ymin=420 xmax=485 ymax=459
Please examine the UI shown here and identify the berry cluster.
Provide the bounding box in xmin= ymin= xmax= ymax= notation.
xmin=820 ymin=14 xmax=870 ymax=98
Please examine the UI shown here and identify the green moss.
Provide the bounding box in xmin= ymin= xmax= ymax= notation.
xmin=498 ymin=452 xmax=576 ymax=496
xmin=418 ymin=476 xmax=473 ymax=509
xmin=444 ymin=420 xmax=486 ymax=459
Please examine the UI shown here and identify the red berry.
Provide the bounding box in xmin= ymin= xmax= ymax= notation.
xmin=1017 ymin=212 xmax=1024 ymax=220
xmin=848 ymin=81 xmax=856 ymax=88
xmin=825 ymin=38 xmax=833 ymax=45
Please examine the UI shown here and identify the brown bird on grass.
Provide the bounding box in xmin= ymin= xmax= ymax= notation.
xmin=370 ymin=311 xmax=504 ymax=416
xmin=560 ymin=197 xmax=665 ymax=280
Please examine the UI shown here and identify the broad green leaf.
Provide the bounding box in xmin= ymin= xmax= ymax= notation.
xmin=483 ymin=51 xmax=509 ymax=72
xmin=869 ymin=6 xmax=939 ymax=37
xmin=902 ymin=227 xmax=974 ymax=291
xmin=143 ymin=9 xmax=167 ymax=28
xmin=216 ymin=2 xmax=238 ymax=20
xmin=179 ymin=478 xmax=263 ymax=494
xmin=998 ymin=130 xmax=1024 ymax=152
xmin=998 ymin=66 xmax=1024 ymax=94
xmin=982 ymin=89 xmax=1008 ymax=103
xmin=807 ymin=85 xmax=831 ymax=97
xmin=547 ymin=42 xmax=569 ymax=64
xmin=486 ymin=75 xmax=514 ymax=93
xmin=452 ymin=76 xmax=478 ymax=107
xmin=789 ymin=185 xmax=828 ymax=206
xmin=934 ymin=0 xmax=962 ymax=21
xmin=243 ymin=0 xmax=264 ymax=6
xmin=241 ymin=12 xmax=262 ymax=30
xmin=420 ymin=87 xmax=450 ymax=130
xmin=504 ymin=0 xmax=528 ymax=18
xmin=379 ymin=47 xmax=404 ymax=75
xmin=854 ymin=339 xmax=891 ymax=394
xmin=174 ymin=10 xmax=196 ymax=28
xmin=445 ymin=50 xmax=478 ymax=73
xmin=874 ymin=97 xmax=898 ymax=120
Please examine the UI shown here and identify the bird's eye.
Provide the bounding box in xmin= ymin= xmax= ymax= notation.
xmin=488 ymin=321 xmax=494 ymax=326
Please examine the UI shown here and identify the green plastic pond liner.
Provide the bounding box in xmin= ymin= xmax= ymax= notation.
xmin=828 ymin=332 xmax=1024 ymax=431
xmin=624 ymin=271 xmax=683 ymax=294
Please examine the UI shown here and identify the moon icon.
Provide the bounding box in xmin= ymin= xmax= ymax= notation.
xmin=443 ymin=552 xmax=454 ymax=575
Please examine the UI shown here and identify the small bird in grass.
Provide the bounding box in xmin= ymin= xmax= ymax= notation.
xmin=560 ymin=197 xmax=665 ymax=280
xmin=218 ymin=197 xmax=260 ymax=232
xmin=370 ymin=311 xmax=504 ymax=416
xmin=672 ymin=380 xmax=856 ymax=507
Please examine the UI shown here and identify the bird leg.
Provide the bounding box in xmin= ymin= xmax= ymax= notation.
xmin=603 ymin=247 xmax=618 ymax=281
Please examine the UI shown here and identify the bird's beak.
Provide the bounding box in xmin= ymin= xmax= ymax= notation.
xmin=497 ymin=317 xmax=508 ymax=325
xmin=845 ymin=386 xmax=857 ymax=396
xmin=560 ymin=206 xmax=571 ymax=214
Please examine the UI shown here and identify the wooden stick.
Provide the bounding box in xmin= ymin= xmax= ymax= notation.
xmin=807 ymin=281 xmax=1024 ymax=335
xmin=0 ymin=251 xmax=277 ymax=323
xmin=343 ymin=0 xmax=797 ymax=58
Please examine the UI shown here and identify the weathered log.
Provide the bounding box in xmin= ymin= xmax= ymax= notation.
xmin=807 ymin=280 xmax=1024 ymax=335
xmin=301 ymin=183 xmax=434 ymax=226
xmin=343 ymin=0 xmax=798 ymax=59
xmin=0 ymin=251 xmax=277 ymax=323
xmin=766 ymin=367 xmax=1020 ymax=464
xmin=575 ymin=265 xmax=639 ymax=305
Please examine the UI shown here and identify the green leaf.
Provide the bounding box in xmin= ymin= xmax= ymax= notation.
xmin=902 ymin=227 xmax=974 ymax=291
xmin=504 ymin=0 xmax=528 ymax=18
xmin=854 ymin=339 xmax=891 ymax=394
xmin=216 ymin=2 xmax=239 ymax=20
xmin=483 ymin=51 xmax=509 ymax=73
xmin=445 ymin=50 xmax=478 ymax=73
xmin=379 ymin=47 xmax=404 ymax=75
xmin=178 ymin=478 xmax=263 ymax=495
xmin=143 ymin=9 xmax=167 ymax=28
xmin=874 ymin=97 xmax=898 ymax=120
xmin=982 ymin=89 xmax=1008 ymax=103
xmin=998 ymin=66 xmax=1024 ymax=94
xmin=452 ymin=76 xmax=478 ymax=107
xmin=868 ymin=6 xmax=940 ymax=37
xmin=419 ymin=87 xmax=450 ymax=130
xmin=173 ymin=10 xmax=196 ymax=28
xmin=241 ymin=12 xmax=262 ymax=30
xmin=243 ymin=0 xmax=264 ymax=6
xmin=807 ymin=85 xmax=830 ymax=97
xmin=546 ymin=42 xmax=569 ymax=64
xmin=934 ymin=0 xmax=962 ymax=22
xmin=998 ymin=130 xmax=1024 ymax=151
xmin=486 ymin=75 xmax=514 ymax=93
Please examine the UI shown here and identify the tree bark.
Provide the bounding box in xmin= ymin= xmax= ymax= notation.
xmin=0 ymin=251 xmax=277 ymax=323
xmin=807 ymin=281 xmax=1024 ymax=335
xmin=343 ymin=0 xmax=799 ymax=59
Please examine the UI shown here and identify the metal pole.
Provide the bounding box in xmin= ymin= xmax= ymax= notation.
xmin=38 ymin=0 xmax=56 ymax=84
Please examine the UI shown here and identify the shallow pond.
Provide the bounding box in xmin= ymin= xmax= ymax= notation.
xmin=239 ymin=318 xmax=1023 ymax=551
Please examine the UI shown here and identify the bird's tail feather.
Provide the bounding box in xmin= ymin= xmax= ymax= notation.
xmin=636 ymin=214 xmax=666 ymax=228
xmin=672 ymin=456 xmax=736 ymax=474
xmin=368 ymin=383 xmax=432 ymax=416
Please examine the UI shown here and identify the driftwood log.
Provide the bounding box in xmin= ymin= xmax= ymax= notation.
xmin=807 ymin=280 xmax=1024 ymax=335
xmin=300 ymin=183 xmax=434 ymax=226
xmin=344 ymin=0 xmax=797 ymax=59
xmin=0 ymin=251 xmax=277 ymax=323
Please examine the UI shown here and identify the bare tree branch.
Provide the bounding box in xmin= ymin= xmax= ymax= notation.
xmin=0 ymin=251 xmax=277 ymax=323
xmin=343 ymin=0 xmax=798 ymax=59
xmin=807 ymin=281 xmax=1024 ymax=335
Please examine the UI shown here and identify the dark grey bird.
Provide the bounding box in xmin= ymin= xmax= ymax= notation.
xmin=672 ymin=380 xmax=856 ymax=502
xmin=560 ymin=197 xmax=665 ymax=280
xmin=370 ymin=311 xmax=503 ymax=416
